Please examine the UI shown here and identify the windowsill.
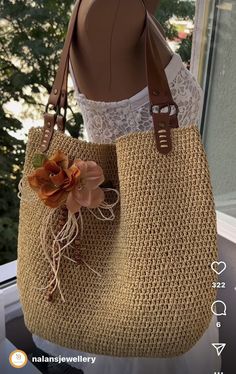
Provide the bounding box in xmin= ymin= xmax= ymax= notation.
xmin=0 ymin=284 xmax=22 ymax=323
xmin=0 ymin=260 xmax=17 ymax=286
xmin=216 ymin=210 xmax=236 ymax=244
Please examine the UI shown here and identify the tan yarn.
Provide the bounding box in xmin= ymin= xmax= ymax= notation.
xmin=17 ymin=124 xmax=218 ymax=357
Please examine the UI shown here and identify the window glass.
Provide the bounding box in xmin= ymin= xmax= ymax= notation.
xmin=200 ymin=0 xmax=236 ymax=218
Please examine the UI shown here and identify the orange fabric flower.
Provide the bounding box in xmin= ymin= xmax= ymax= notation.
xmin=28 ymin=150 xmax=105 ymax=212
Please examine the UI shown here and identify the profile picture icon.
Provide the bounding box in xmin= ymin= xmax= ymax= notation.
xmin=9 ymin=349 xmax=28 ymax=368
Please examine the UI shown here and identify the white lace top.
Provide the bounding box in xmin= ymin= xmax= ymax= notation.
xmin=31 ymin=53 xmax=219 ymax=374
xmin=68 ymin=52 xmax=203 ymax=144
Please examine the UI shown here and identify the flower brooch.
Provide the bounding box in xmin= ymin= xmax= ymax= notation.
xmin=28 ymin=150 xmax=107 ymax=213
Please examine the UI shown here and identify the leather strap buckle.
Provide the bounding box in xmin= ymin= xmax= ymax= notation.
xmin=40 ymin=112 xmax=56 ymax=153
xmin=149 ymin=102 xmax=178 ymax=116
xmin=44 ymin=103 xmax=67 ymax=132
xmin=40 ymin=103 xmax=67 ymax=153
xmin=45 ymin=103 xmax=58 ymax=114
xmin=150 ymin=102 xmax=179 ymax=155
xmin=56 ymin=106 xmax=67 ymax=132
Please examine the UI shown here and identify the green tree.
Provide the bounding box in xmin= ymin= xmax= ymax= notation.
xmin=156 ymin=0 xmax=195 ymax=63
xmin=0 ymin=0 xmax=83 ymax=265
xmin=0 ymin=106 xmax=24 ymax=264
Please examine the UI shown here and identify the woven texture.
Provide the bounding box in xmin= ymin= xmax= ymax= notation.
xmin=17 ymin=124 xmax=217 ymax=357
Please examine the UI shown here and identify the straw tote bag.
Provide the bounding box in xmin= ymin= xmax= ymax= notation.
xmin=17 ymin=0 xmax=218 ymax=358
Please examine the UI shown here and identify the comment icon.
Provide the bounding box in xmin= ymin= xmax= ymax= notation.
xmin=211 ymin=300 xmax=227 ymax=316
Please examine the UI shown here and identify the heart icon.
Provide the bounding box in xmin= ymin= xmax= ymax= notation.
xmin=211 ymin=261 xmax=226 ymax=275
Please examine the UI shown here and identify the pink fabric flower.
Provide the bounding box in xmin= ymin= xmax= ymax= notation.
xmin=66 ymin=160 xmax=105 ymax=213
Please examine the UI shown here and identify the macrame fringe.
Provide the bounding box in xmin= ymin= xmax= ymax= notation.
xmin=87 ymin=188 xmax=120 ymax=221
xmin=18 ymin=177 xmax=120 ymax=303
xmin=17 ymin=176 xmax=35 ymax=204
xmin=36 ymin=208 xmax=80 ymax=302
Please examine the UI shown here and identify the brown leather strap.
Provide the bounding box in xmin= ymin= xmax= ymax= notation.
xmin=41 ymin=0 xmax=179 ymax=154
xmin=144 ymin=10 xmax=179 ymax=154
xmin=47 ymin=0 xmax=81 ymax=108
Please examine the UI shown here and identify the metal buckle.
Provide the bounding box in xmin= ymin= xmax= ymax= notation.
xmin=57 ymin=106 xmax=67 ymax=119
xmin=45 ymin=103 xmax=67 ymax=119
xmin=149 ymin=102 xmax=178 ymax=116
xmin=56 ymin=106 xmax=67 ymax=132
xmin=45 ymin=103 xmax=59 ymax=114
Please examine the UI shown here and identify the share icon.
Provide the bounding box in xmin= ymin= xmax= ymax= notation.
xmin=211 ymin=343 xmax=226 ymax=356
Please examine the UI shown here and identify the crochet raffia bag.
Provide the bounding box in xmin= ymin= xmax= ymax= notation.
xmin=17 ymin=0 xmax=218 ymax=358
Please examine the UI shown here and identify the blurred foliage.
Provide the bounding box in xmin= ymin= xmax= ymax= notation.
xmin=156 ymin=0 xmax=195 ymax=64
xmin=0 ymin=0 xmax=83 ymax=265
xmin=0 ymin=106 xmax=24 ymax=264
xmin=0 ymin=0 xmax=195 ymax=265
xmin=177 ymin=32 xmax=193 ymax=66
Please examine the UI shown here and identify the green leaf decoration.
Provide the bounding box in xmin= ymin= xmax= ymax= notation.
xmin=32 ymin=153 xmax=48 ymax=169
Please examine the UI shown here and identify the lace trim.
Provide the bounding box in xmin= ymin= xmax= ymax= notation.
xmin=68 ymin=53 xmax=203 ymax=144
